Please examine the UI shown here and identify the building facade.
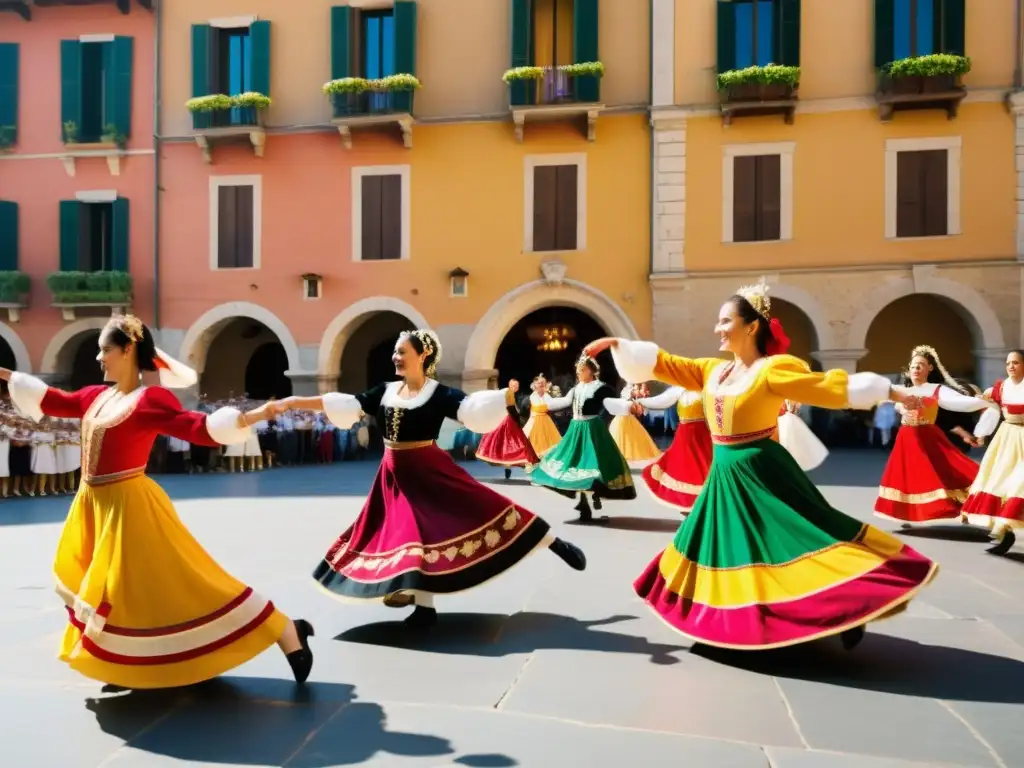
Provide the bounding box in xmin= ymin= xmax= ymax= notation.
xmin=0 ymin=1 xmax=155 ymax=386
xmin=153 ymin=0 xmax=652 ymax=401
xmin=649 ymin=0 xmax=1021 ymax=387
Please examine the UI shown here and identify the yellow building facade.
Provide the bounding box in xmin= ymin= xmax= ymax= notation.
xmin=649 ymin=0 xmax=1022 ymax=387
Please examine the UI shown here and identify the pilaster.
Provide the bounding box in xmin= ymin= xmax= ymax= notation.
xmin=285 ymin=371 xmax=321 ymax=396
xmin=811 ymin=349 xmax=869 ymax=374
xmin=1010 ymin=92 xmax=1024 ymax=258
xmin=650 ymin=113 xmax=686 ymax=272
xmin=461 ymin=368 xmax=498 ymax=393
xmin=974 ymin=348 xmax=1011 ymax=388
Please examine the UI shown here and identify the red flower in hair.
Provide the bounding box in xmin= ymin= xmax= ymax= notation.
xmin=765 ymin=318 xmax=791 ymax=356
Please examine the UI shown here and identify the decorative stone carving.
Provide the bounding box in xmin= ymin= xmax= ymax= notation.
xmin=540 ymin=259 xmax=567 ymax=285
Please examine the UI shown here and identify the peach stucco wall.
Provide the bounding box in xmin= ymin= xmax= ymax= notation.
xmin=0 ymin=5 xmax=155 ymax=371
xmin=158 ymin=114 xmax=651 ymax=350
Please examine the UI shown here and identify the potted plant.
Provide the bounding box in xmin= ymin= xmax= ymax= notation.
xmin=0 ymin=125 xmax=14 ymax=153
xmin=370 ymin=73 xmax=421 ymax=112
xmin=717 ymin=64 xmax=801 ymax=102
xmin=502 ymin=65 xmax=545 ymax=106
xmin=62 ymin=120 xmax=78 ymax=144
xmin=880 ymin=53 xmax=971 ymax=96
xmin=233 ymin=91 xmax=272 ymax=126
xmin=0 ymin=271 xmax=30 ymax=304
xmin=100 ymin=123 xmax=127 ymax=149
xmin=47 ymin=270 xmax=133 ymax=306
xmin=322 ymin=75 xmax=421 ymax=116
xmin=323 ymin=77 xmax=370 ymax=117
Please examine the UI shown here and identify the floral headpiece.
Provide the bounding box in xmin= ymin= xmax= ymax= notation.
xmin=109 ymin=313 xmax=145 ymax=342
xmin=405 ymin=329 xmax=443 ymax=377
xmin=575 ymin=352 xmax=600 ymax=375
xmin=910 ymin=344 xmax=971 ymax=394
xmin=737 ymin=280 xmax=771 ymax=319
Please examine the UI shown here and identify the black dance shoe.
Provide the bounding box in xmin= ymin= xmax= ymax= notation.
xmin=404 ymin=605 xmax=438 ymax=628
xmin=504 ymin=468 xmax=512 ymax=480
xmin=549 ymin=538 xmax=587 ymax=571
xmin=286 ymin=619 xmax=315 ymax=684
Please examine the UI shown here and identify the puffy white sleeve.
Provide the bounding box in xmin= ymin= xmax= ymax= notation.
xmin=936 ymin=385 xmax=994 ymax=413
xmin=603 ymin=398 xmax=633 ymax=417
xmin=457 ymin=389 xmax=509 ymax=434
xmin=974 ymin=407 xmax=1001 ymax=439
xmin=321 ymin=392 xmax=363 ymax=430
xmin=610 ymin=339 xmax=659 ymax=384
xmin=205 ymin=408 xmax=251 ymax=445
xmin=8 ymin=372 xmax=47 ymax=422
xmin=846 ymin=373 xmax=894 ymax=410
xmin=544 ymin=389 xmax=574 ymax=411
xmin=777 ymin=412 xmax=829 ymax=471
xmin=637 ymin=386 xmax=684 ymax=411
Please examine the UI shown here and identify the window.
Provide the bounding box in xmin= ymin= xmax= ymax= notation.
xmin=210 ymin=176 xmax=261 ymax=269
xmin=363 ymin=11 xmax=396 ymax=78
xmin=58 ymin=196 xmax=129 ymax=273
xmin=352 ymin=166 xmax=410 ymax=262
xmin=716 ymin=0 xmax=800 ymax=74
xmin=722 ymin=142 xmax=794 ymax=244
xmin=0 ymin=44 xmax=19 ymax=147
xmin=885 ymin=137 xmax=960 ymax=239
xmin=509 ymin=0 xmax=600 ymax=105
xmin=60 ymin=37 xmax=133 ymax=144
xmin=0 ymin=201 xmax=18 ymax=271
xmin=214 ymin=28 xmax=251 ymax=127
xmin=191 ymin=21 xmax=270 ymax=129
xmin=525 ymin=154 xmax=586 ymax=253
xmin=734 ymin=1 xmax=774 ymax=68
xmin=893 ymin=0 xmax=934 ymax=59
xmin=875 ymin=0 xmax=965 ymax=68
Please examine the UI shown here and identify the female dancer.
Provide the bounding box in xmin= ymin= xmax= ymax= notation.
xmin=275 ymin=329 xmax=586 ymax=629
xmin=874 ymin=345 xmax=998 ymax=528
xmin=962 ymin=350 xmax=1024 ymax=554
xmin=585 ymin=283 xmax=936 ymax=651
xmin=0 ymin=315 xmax=314 ymax=689
xmin=528 ymin=354 xmax=636 ymax=524
xmin=475 ymin=379 xmax=540 ymax=480
xmin=522 ymin=375 xmax=562 ymax=457
xmin=608 ymin=383 xmax=662 ymax=465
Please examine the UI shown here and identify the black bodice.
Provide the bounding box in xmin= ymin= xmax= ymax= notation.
xmin=572 ymin=383 xmax=618 ymax=418
xmin=356 ymin=382 xmax=469 ymax=442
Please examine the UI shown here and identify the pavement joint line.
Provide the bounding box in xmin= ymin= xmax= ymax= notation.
xmin=936 ymin=699 xmax=1009 ymax=768
xmin=492 ymin=650 xmax=534 ymax=710
xmin=983 ymin=620 xmax=1024 ymax=657
xmin=958 ymin=572 xmax=1015 ymax=600
xmin=771 ymin=676 xmax=810 ymax=749
xmin=280 ymin=700 xmax=354 ymax=768
xmin=93 ymin=697 xmax=187 ymax=768
xmin=758 ymin=745 xmax=776 ymax=768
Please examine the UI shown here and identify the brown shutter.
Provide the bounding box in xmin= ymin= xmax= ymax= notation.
xmin=235 ymin=185 xmax=254 ymax=268
xmin=922 ymin=149 xmax=948 ymax=237
xmin=555 ymin=164 xmax=578 ymax=250
xmin=217 ymin=186 xmax=237 ymax=268
xmin=896 ymin=151 xmax=923 ymax=238
xmin=732 ymin=156 xmax=757 ymax=242
xmin=350 ymin=8 xmax=363 ymax=78
xmin=361 ymin=175 xmax=382 ymax=260
xmin=532 ymin=165 xmax=557 ymax=251
xmin=756 ymin=155 xmax=781 ymax=241
xmin=380 ymin=174 xmax=402 ymax=260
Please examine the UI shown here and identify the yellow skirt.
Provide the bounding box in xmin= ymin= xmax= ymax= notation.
xmin=523 ymin=412 xmax=562 ymax=456
xmin=609 ymin=414 xmax=661 ymax=465
xmin=54 ymin=475 xmax=287 ymax=689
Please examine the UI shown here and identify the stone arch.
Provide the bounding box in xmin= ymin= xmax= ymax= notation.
xmin=848 ymin=275 xmax=1005 ymax=351
xmin=41 ymin=317 xmax=109 ymax=374
xmin=767 ymin=281 xmax=835 ymax=350
xmin=317 ymin=297 xmax=430 ymax=380
xmin=464 ymin=279 xmax=640 ymax=373
xmin=178 ymin=302 xmax=302 ymax=374
xmin=0 ymin=321 xmax=31 ymax=373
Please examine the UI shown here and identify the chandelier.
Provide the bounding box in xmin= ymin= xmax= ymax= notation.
xmin=527 ymin=324 xmax=576 ymax=353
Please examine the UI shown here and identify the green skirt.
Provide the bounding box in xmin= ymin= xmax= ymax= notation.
xmin=528 ymin=417 xmax=636 ymax=500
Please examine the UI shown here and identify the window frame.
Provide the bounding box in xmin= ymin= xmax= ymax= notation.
xmin=351 ymin=164 xmax=411 ymax=262
xmin=884 ymin=136 xmax=960 ymax=240
xmin=209 ymin=174 xmax=262 ymax=271
xmin=361 ymin=8 xmax=396 ymax=80
xmin=732 ymin=0 xmax=776 ymax=69
xmin=721 ymin=142 xmax=794 ymax=244
xmin=524 ymin=153 xmax=587 ymax=254
xmin=892 ymin=0 xmax=936 ymax=60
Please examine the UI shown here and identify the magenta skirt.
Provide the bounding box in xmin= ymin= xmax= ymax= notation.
xmin=313 ymin=442 xmax=551 ymax=599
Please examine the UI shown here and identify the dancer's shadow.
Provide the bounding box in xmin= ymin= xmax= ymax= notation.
xmin=85 ymin=676 xmax=458 ymax=766
xmin=337 ymin=612 xmax=685 ymax=665
xmin=693 ymin=633 xmax=1024 ymax=704
xmin=595 ymin=515 xmax=681 ymax=533
xmin=896 ymin=526 xmax=991 ymax=543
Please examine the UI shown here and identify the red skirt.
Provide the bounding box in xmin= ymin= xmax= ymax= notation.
xmin=642 ymin=420 xmax=712 ymax=512
xmin=874 ymin=424 xmax=978 ymax=525
xmin=313 ymin=442 xmax=550 ymax=600
xmin=476 ymin=413 xmax=540 ymax=468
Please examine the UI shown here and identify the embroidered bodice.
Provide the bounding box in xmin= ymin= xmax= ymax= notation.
xmin=529 ymin=392 xmax=552 ymax=415
xmin=637 ymin=386 xmax=705 ymax=422
xmin=321 ymin=379 xmax=509 ymax=442
xmin=986 ymin=378 xmax=1024 ymax=424
xmin=896 ymin=383 xmax=997 ymax=434
xmin=544 ymin=380 xmax=630 ymax=420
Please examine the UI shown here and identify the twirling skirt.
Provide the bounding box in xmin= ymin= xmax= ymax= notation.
xmin=963 ymin=422 xmax=1024 ymax=534
xmin=54 ymin=475 xmax=286 ymax=688
xmin=642 ymin=420 xmax=712 ymax=512
xmin=634 ymin=440 xmax=937 ymax=650
xmin=476 ymin=414 xmax=540 ymax=468
xmin=313 ymin=442 xmax=551 ymax=601
xmin=874 ymin=424 xmax=978 ymax=525
xmin=528 ymin=417 xmax=636 ymax=501
xmin=608 ymin=414 xmax=661 ymax=466
xmin=523 ymin=412 xmax=561 ymax=456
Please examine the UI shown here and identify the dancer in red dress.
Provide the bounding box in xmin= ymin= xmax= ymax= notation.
xmin=475 ymin=379 xmax=540 ymax=480
xmin=875 ymin=345 xmax=998 ymax=528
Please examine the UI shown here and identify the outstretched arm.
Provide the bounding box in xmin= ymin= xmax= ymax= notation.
xmin=0 ymin=370 xmax=104 ymax=420
xmin=277 ymin=384 xmax=389 ymax=430
xmin=584 ymin=338 xmax=717 ymax=392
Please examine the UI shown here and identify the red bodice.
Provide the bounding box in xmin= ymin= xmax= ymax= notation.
xmin=990 ymin=379 xmax=1024 ymax=421
xmin=41 ymin=385 xmax=218 ymax=484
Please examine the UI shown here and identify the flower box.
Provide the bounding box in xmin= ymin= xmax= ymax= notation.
xmin=47 ymin=271 xmax=132 ymax=306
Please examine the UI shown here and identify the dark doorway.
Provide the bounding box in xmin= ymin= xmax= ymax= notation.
xmin=244 ymin=342 xmax=293 ymax=400
xmin=69 ymin=332 xmax=104 ymax=389
xmin=367 ymin=337 xmax=401 ymax=386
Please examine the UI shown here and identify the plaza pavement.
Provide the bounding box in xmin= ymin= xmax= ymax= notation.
xmin=0 ymin=449 xmax=1023 ymax=767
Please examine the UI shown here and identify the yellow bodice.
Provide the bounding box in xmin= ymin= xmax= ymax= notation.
xmin=900 ymin=385 xmax=940 ymax=426
xmin=676 ymin=393 xmax=705 ymax=422
xmin=530 ymin=403 xmax=549 ymax=414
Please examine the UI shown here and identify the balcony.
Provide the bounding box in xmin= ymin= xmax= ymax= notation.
xmin=0 ymin=271 xmax=29 ymax=322
xmin=716 ymin=66 xmax=800 ymax=127
xmin=505 ymin=64 xmax=604 ymax=142
xmin=47 ymin=271 xmax=132 ymax=321
xmin=324 ymin=77 xmax=419 ymax=149
xmin=188 ymin=94 xmax=269 ymax=164
xmin=2 ymin=0 xmax=151 ymax=20
xmin=876 ymin=73 xmax=966 ymax=122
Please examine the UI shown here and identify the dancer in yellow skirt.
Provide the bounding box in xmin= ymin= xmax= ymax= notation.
xmin=1 ymin=315 xmax=314 ymax=691
xmin=608 ymin=383 xmax=662 ymax=465
xmin=522 ymin=374 xmax=563 ymax=456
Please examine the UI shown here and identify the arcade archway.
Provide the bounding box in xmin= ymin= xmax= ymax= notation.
xmin=337 ymin=311 xmax=416 ymax=392
xmin=200 ymin=318 xmax=292 ymax=400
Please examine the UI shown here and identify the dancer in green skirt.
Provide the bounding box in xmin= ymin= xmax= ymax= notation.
xmin=584 ymin=282 xmax=936 ymax=651
xmin=528 ymin=354 xmax=638 ymax=524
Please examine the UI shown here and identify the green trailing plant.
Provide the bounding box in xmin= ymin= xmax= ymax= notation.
xmin=502 ymin=66 xmax=545 ymax=83
xmin=62 ymin=120 xmax=78 ymax=143
xmin=47 ymin=270 xmax=132 ymax=304
xmin=716 ymin=63 xmax=800 ymax=90
xmin=883 ymin=53 xmax=971 ymax=78
xmin=502 ymin=61 xmax=605 ymax=84
xmin=559 ymin=61 xmax=604 ymax=78
xmin=322 ymin=77 xmax=368 ymax=95
xmin=234 ymin=91 xmax=272 ymax=109
xmin=372 ymin=74 xmax=421 ymax=91
xmin=322 ymin=74 xmax=422 ymax=96
xmin=0 ymin=271 xmax=30 ymax=304
xmin=185 ymin=93 xmax=272 ymax=113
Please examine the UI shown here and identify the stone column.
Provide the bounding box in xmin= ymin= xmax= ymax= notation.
xmin=286 ymin=371 xmax=321 ymax=396
xmin=461 ymin=368 xmax=498 ymax=393
xmin=1011 ymin=92 xmax=1024 ymax=258
xmin=651 ymin=115 xmax=686 ymax=273
xmin=811 ymin=349 xmax=868 ymax=374
xmin=974 ymin=348 xmax=1011 ymax=388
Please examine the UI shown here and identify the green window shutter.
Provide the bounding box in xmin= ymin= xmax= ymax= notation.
xmin=111 ymin=197 xmax=129 ymax=273
xmin=510 ymin=0 xmax=532 ymax=106
xmin=249 ymin=20 xmax=271 ymax=97
xmin=330 ymin=6 xmax=352 ymax=79
xmin=874 ymin=0 xmax=894 ymax=67
xmin=191 ymin=24 xmax=211 ymax=129
xmin=394 ymin=1 xmax=417 ymax=75
xmin=0 ymin=201 xmax=18 ymax=271
xmin=775 ymin=0 xmax=801 ymax=66
xmin=941 ymin=0 xmax=965 ymax=55
xmin=60 ymin=40 xmax=82 ymax=142
xmin=59 ymin=201 xmax=81 ymax=272
xmin=0 ymin=44 xmax=18 ymax=144
xmin=573 ymin=0 xmax=600 ymax=102
xmin=104 ymin=36 xmax=133 ymax=139
xmin=716 ymin=1 xmax=736 ymax=74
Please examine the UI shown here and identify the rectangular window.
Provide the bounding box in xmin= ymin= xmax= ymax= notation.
xmin=362 ymin=11 xmax=395 ymax=79
xmin=532 ymin=164 xmax=578 ymax=252
xmin=895 ymin=149 xmax=948 ymax=238
xmin=531 ymin=0 xmax=575 ymax=67
xmin=732 ymin=154 xmax=781 ymax=243
xmin=212 ymin=28 xmax=251 ymax=127
xmin=359 ymin=174 xmax=402 ymax=261
xmin=79 ymin=202 xmax=114 ymax=271
xmin=0 ymin=43 xmax=18 ymax=147
xmin=734 ymin=0 xmax=775 ymax=68
xmin=216 ymin=184 xmax=255 ymax=268
xmin=893 ymin=0 xmax=935 ymax=59
xmin=61 ymin=38 xmax=133 ymax=144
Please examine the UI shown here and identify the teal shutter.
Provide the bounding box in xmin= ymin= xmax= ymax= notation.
xmin=60 ymin=40 xmax=82 ymax=141
xmin=59 ymin=201 xmax=81 ymax=272
xmin=0 ymin=201 xmax=18 ymax=271
xmin=191 ymin=24 xmax=211 ymax=129
xmin=509 ymin=0 xmax=532 ymax=106
xmin=393 ymin=1 xmax=417 ymax=112
xmin=775 ymin=0 xmax=801 ymax=66
xmin=249 ymin=20 xmax=271 ymax=97
xmin=941 ymin=0 xmax=965 ymax=55
xmin=104 ymin=36 xmax=133 ymax=139
xmin=716 ymin=1 xmax=736 ymax=73
xmin=573 ymin=0 xmax=600 ymax=101
xmin=874 ymin=0 xmax=894 ymax=67
xmin=111 ymin=197 xmax=129 ymax=273
xmin=330 ymin=6 xmax=352 ymax=79
xmin=0 ymin=44 xmax=18 ymax=144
